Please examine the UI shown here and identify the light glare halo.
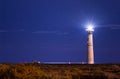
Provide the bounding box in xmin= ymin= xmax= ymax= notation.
xmin=86 ymin=24 xmax=94 ymax=31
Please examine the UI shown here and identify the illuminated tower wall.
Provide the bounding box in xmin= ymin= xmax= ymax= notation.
xmin=87 ymin=31 xmax=94 ymax=64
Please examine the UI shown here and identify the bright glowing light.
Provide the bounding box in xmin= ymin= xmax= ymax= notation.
xmin=86 ymin=24 xmax=94 ymax=31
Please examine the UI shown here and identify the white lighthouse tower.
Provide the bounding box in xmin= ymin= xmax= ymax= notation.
xmin=86 ymin=25 xmax=94 ymax=64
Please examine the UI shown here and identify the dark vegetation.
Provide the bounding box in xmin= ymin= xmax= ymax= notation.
xmin=0 ymin=63 xmax=120 ymax=79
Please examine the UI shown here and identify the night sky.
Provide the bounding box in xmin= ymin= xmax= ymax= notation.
xmin=0 ymin=0 xmax=120 ymax=63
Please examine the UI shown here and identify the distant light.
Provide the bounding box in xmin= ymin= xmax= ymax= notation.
xmin=86 ymin=24 xmax=94 ymax=31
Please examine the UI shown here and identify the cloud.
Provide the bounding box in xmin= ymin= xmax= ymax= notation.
xmin=0 ymin=29 xmax=25 ymax=33
xmin=0 ymin=30 xmax=8 ymax=33
xmin=97 ymin=24 xmax=120 ymax=27
xmin=56 ymin=32 xmax=69 ymax=35
xmin=110 ymin=27 xmax=120 ymax=30
xmin=18 ymin=29 xmax=25 ymax=32
xmin=32 ymin=31 xmax=57 ymax=34
xmin=32 ymin=31 xmax=69 ymax=35
xmin=0 ymin=29 xmax=69 ymax=35
xmin=96 ymin=24 xmax=120 ymax=30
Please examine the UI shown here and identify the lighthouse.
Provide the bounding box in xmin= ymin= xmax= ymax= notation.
xmin=86 ymin=25 xmax=94 ymax=64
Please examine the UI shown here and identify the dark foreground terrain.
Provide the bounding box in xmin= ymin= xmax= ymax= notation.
xmin=0 ymin=63 xmax=120 ymax=79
